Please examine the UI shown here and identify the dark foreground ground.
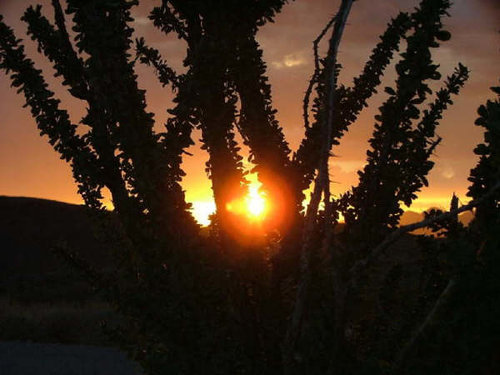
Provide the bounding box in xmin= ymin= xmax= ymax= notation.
xmin=0 ymin=197 xmax=140 ymax=374
xmin=0 ymin=341 xmax=141 ymax=375
xmin=0 ymin=196 xmax=476 ymax=374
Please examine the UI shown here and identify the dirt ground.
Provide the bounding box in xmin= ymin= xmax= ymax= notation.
xmin=0 ymin=341 xmax=142 ymax=375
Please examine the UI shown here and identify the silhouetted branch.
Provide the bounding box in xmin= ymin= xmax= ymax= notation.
xmin=0 ymin=16 xmax=103 ymax=208
xmin=320 ymin=0 xmax=353 ymax=215
xmin=468 ymin=85 xmax=500 ymax=224
xmin=345 ymin=0 xmax=459 ymax=235
xmin=283 ymin=2 xmax=354 ymax=373
xmin=340 ymin=12 xmax=411 ymax=123
xmin=150 ymin=0 xmax=188 ymax=40
xmin=51 ymin=0 xmax=69 ymax=40
xmin=135 ymin=37 xmax=180 ymax=89
xmin=417 ymin=63 xmax=470 ymax=157
xmin=295 ymin=11 xmax=411 ymax=193
xmin=349 ymin=179 xmax=500 ymax=280
xmin=303 ymin=14 xmax=337 ymax=129
xmin=17 ymin=4 xmax=147 ymax=231
xmin=22 ymin=5 xmax=88 ymax=99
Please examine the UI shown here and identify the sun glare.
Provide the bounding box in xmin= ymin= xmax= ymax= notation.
xmin=191 ymin=177 xmax=268 ymax=227
xmin=226 ymin=180 xmax=269 ymax=222
xmin=245 ymin=184 xmax=267 ymax=219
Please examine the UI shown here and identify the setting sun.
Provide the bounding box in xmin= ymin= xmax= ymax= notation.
xmin=190 ymin=179 xmax=269 ymax=226
xmin=245 ymin=184 xmax=267 ymax=219
xmin=226 ymin=181 xmax=269 ymax=222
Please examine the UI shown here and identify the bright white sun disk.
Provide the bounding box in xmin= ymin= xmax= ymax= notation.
xmin=246 ymin=185 xmax=266 ymax=218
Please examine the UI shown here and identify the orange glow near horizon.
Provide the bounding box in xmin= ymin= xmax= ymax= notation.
xmin=190 ymin=175 xmax=269 ymax=227
xmin=189 ymin=179 xmax=458 ymax=227
xmin=226 ymin=182 xmax=269 ymax=222
xmin=191 ymin=200 xmax=216 ymax=227
xmin=246 ymin=184 xmax=267 ymax=218
xmin=0 ymin=0 xmax=498 ymax=232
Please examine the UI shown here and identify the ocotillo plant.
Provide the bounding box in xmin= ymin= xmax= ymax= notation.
xmin=1 ymin=0 xmax=497 ymax=374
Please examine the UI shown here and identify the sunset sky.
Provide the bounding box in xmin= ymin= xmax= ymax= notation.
xmin=0 ymin=0 xmax=498 ymax=225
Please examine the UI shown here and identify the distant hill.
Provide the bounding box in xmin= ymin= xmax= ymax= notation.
xmin=0 ymin=196 xmax=475 ymax=301
xmin=0 ymin=196 xmax=115 ymax=302
xmin=400 ymin=209 xmax=474 ymax=235
xmin=1 ymin=196 xmax=475 ymax=278
xmin=1 ymin=197 xmax=475 ymax=272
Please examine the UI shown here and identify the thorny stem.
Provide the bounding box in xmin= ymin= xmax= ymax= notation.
xmin=283 ymin=2 xmax=354 ymax=374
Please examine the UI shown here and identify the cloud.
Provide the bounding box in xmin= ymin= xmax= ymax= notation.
xmin=334 ymin=160 xmax=366 ymax=174
xmin=272 ymin=53 xmax=306 ymax=69
xmin=442 ymin=168 xmax=455 ymax=179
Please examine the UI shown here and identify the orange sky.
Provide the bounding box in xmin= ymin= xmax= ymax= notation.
xmin=0 ymin=0 xmax=499 ymax=225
